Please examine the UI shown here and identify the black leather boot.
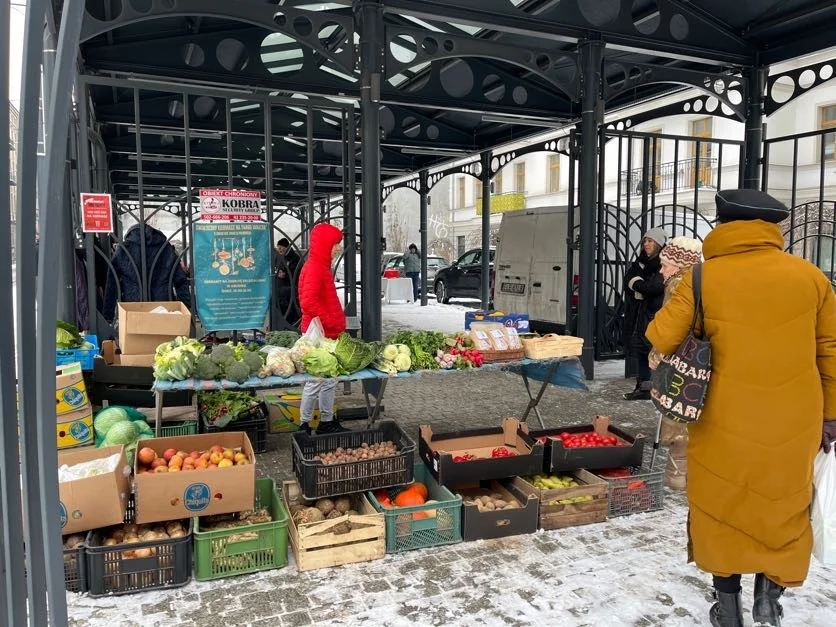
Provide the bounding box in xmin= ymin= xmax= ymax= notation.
xmin=623 ymin=381 xmax=651 ymax=401
xmin=753 ymin=574 xmax=784 ymax=626
xmin=709 ymin=590 xmax=744 ymax=627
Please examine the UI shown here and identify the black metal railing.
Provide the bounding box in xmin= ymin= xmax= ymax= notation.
xmin=620 ymin=157 xmax=718 ymax=195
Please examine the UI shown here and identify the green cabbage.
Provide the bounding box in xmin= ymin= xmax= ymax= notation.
xmin=102 ymin=420 xmax=140 ymax=446
xmin=303 ymin=348 xmax=342 ymax=377
xmin=334 ymin=333 xmax=381 ymax=374
xmin=93 ymin=407 xmax=129 ymax=437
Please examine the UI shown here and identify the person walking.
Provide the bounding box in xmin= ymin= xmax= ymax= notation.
xmin=623 ymin=227 xmax=667 ymax=400
xmin=646 ymin=189 xmax=836 ymax=627
xmin=647 ymin=236 xmax=703 ymax=490
xmin=403 ymin=243 xmax=421 ymax=302
xmin=298 ymin=223 xmax=347 ymax=435
xmin=273 ymin=237 xmax=301 ymax=324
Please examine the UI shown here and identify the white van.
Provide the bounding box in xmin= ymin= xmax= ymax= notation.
xmin=494 ymin=206 xmax=576 ymax=332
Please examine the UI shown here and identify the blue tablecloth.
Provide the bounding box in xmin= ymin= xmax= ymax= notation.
xmin=152 ymin=357 xmax=587 ymax=393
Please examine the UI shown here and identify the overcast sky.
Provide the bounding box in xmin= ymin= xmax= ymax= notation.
xmin=9 ymin=3 xmax=26 ymax=109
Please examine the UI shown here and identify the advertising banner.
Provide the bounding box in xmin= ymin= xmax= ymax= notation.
xmin=80 ymin=193 xmax=114 ymax=233
xmin=192 ymin=221 xmax=271 ymax=331
xmin=199 ymin=189 xmax=262 ymax=222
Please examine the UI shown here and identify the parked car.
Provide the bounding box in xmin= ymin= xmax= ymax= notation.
xmin=434 ymin=248 xmax=495 ymax=304
xmin=382 ymin=254 xmax=449 ymax=289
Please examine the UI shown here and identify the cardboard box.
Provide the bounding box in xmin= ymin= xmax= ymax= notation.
xmin=527 ymin=416 xmax=645 ymax=473
xmin=118 ymin=301 xmax=191 ymax=355
xmin=57 ymin=405 xmax=95 ymax=449
xmin=56 ymin=363 xmax=90 ymax=415
xmin=418 ymin=417 xmax=544 ymax=486
xmin=456 ymin=478 xmax=538 ymax=541
xmin=464 ymin=310 xmax=529 ymax=332
xmin=133 ymin=432 xmax=256 ymax=524
xmin=118 ymin=354 xmax=156 ymax=367
xmin=58 ymin=445 xmax=131 ymax=535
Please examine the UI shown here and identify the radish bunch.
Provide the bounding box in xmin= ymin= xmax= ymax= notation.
xmin=435 ymin=350 xmax=457 ymax=369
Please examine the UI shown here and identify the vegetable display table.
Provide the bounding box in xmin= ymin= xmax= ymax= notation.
xmin=151 ymin=357 xmax=586 ymax=436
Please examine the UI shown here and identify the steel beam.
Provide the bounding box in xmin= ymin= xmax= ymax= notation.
xmin=358 ymin=0 xmax=384 ymax=341
xmin=419 ymin=170 xmax=428 ymax=306
xmin=577 ymin=40 xmax=604 ymax=381
xmin=344 ymin=109 xmax=358 ymax=318
xmin=480 ymin=151 xmax=492 ymax=309
xmin=743 ymin=67 xmax=767 ymax=190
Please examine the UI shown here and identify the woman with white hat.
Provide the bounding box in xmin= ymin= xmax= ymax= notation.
xmin=623 ymin=227 xmax=668 ymax=400
xmin=648 ymin=236 xmax=703 ymax=490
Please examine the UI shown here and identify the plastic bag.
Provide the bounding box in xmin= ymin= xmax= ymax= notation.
xmin=812 ymin=448 xmax=836 ymax=565
xmin=303 ymin=316 xmax=325 ymax=346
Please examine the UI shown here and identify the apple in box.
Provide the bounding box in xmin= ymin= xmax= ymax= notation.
xmin=133 ymin=432 xmax=256 ymax=524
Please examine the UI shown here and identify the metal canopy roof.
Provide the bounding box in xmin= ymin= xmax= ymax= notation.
xmin=72 ymin=0 xmax=836 ymax=202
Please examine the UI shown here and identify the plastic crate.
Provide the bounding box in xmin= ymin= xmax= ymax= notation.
xmin=593 ymin=450 xmax=666 ymax=518
xmin=368 ymin=463 xmax=462 ymax=553
xmin=292 ymin=420 xmax=416 ymax=500
xmin=85 ymin=500 xmax=192 ymax=597
xmin=56 ymin=335 xmax=100 ymax=370
xmin=202 ymin=401 xmax=269 ymax=454
xmin=160 ymin=420 xmax=198 ymax=437
xmin=63 ymin=543 xmax=88 ymax=593
xmin=194 ymin=478 xmax=288 ymax=581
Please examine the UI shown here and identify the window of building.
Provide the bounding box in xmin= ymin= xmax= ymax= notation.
xmin=548 ymin=155 xmax=560 ymax=193
xmin=515 ymin=162 xmax=526 ymax=193
xmin=493 ymin=170 xmax=503 ymax=194
xmin=456 ymin=176 xmax=466 ymax=208
xmin=456 ymin=235 xmax=466 ymax=257
xmin=474 ymin=179 xmax=482 ymax=200
xmin=820 ymin=104 xmax=836 ymax=161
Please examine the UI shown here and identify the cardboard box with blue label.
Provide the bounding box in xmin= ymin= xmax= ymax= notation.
xmin=57 ymin=405 xmax=95 ymax=449
xmin=464 ymin=311 xmax=529 ymax=332
xmin=132 ymin=432 xmax=256 ymax=524
xmin=56 ymin=363 xmax=90 ymax=415
xmin=58 ymin=445 xmax=131 ymax=535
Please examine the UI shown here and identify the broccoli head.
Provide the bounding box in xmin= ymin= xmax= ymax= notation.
xmin=194 ymin=354 xmax=221 ymax=380
xmin=224 ymin=360 xmax=251 ymax=384
xmin=240 ymin=351 xmax=265 ymax=375
xmin=210 ymin=344 xmax=235 ymax=366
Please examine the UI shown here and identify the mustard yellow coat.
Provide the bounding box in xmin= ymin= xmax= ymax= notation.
xmin=646 ymin=220 xmax=836 ymax=587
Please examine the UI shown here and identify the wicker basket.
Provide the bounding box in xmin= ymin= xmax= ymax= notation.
xmin=522 ymin=334 xmax=583 ymax=359
xmin=479 ymin=347 xmax=526 ymax=363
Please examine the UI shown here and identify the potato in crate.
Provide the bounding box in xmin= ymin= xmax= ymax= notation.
xmin=62 ymin=534 xmax=88 ymax=593
xmin=194 ymin=478 xmax=289 ymax=581
xmin=283 ymin=480 xmax=385 ymax=572
xmin=85 ymin=511 xmax=192 ymax=597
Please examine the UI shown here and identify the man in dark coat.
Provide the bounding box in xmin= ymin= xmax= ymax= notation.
xmin=273 ymin=237 xmax=301 ymax=324
xmin=623 ymin=226 xmax=667 ymax=400
xmin=102 ymin=224 xmax=191 ymax=323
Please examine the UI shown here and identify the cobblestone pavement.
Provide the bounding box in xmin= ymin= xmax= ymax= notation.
xmin=66 ymin=351 xmax=835 ymax=626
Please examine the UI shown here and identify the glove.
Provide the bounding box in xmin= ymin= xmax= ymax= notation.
xmin=823 ymin=420 xmax=836 ymax=452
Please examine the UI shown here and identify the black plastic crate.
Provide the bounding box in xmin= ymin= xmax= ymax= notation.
xmin=202 ymin=401 xmax=269 ymax=454
xmin=85 ymin=520 xmax=193 ymax=597
xmin=63 ymin=543 xmax=88 ymax=593
xmin=291 ymin=420 xmax=416 ymax=500
xmin=529 ymin=416 xmax=645 ymax=473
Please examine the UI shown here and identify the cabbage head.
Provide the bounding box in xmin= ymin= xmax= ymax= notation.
xmin=382 ymin=344 xmax=399 ymax=361
xmin=103 ymin=420 xmax=140 ymax=446
xmin=94 ymin=407 xmax=129 ymax=437
xmin=303 ymin=348 xmax=342 ymax=377
xmin=334 ymin=334 xmax=380 ymax=374
xmin=394 ymin=353 xmax=412 ymax=372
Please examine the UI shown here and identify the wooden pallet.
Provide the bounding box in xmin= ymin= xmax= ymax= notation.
xmin=513 ymin=470 xmax=608 ymax=530
xmin=283 ymin=481 xmax=385 ymax=572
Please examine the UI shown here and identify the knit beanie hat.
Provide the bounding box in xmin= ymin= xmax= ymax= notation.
xmin=643 ymin=227 xmax=668 ymax=248
xmin=659 ymin=236 xmax=702 ymax=270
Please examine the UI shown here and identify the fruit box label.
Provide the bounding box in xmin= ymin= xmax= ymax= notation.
xmin=184 ymin=483 xmax=211 ymax=512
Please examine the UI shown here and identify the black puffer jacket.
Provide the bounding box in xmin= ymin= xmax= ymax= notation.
xmin=103 ymin=225 xmax=191 ymax=323
xmin=623 ymin=251 xmax=665 ymax=354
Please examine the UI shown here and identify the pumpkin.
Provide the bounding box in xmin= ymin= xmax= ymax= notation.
xmin=393 ymin=490 xmax=425 ymax=507
xmin=404 ymin=481 xmax=429 ymax=500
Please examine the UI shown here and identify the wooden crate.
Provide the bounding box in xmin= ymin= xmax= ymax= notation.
xmin=513 ymin=470 xmax=608 ymax=530
xmin=282 ymin=481 xmax=385 ymax=572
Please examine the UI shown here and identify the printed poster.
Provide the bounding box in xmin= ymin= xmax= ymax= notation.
xmin=192 ymin=221 xmax=271 ymax=331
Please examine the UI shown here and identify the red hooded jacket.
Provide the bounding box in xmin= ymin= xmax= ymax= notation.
xmin=299 ymin=223 xmax=346 ymax=339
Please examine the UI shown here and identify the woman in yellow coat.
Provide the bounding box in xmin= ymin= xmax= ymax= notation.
xmin=646 ymin=189 xmax=836 ymax=627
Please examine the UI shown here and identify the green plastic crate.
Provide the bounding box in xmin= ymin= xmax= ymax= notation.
xmin=160 ymin=420 xmax=198 ymax=437
xmin=368 ymin=463 xmax=462 ymax=553
xmin=194 ymin=478 xmax=289 ymax=581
